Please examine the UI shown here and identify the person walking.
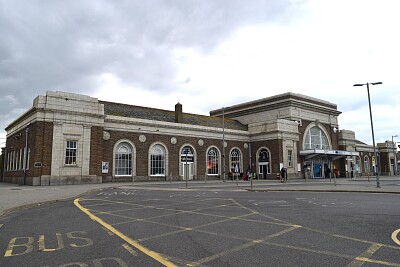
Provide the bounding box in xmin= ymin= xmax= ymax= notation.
xmin=280 ymin=167 xmax=286 ymax=183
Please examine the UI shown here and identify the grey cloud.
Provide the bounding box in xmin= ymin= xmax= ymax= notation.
xmin=0 ymin=0 xmax=293 ymax=135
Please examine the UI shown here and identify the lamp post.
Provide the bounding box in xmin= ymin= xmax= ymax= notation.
xmin=353 ymin=82 xmax=382 ymax=188
xmin=392 ymin=135 xmax=398 ymax=176
xmin=222 ymin=107 xmax=226 ymax=182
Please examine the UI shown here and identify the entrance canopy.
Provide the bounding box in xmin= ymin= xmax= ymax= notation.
xmin=300 ymin=149 xmax=359 ymax=161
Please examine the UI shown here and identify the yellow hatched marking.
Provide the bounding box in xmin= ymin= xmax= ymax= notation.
xmin=122 ymin=243 xmax=139 ymax=256
xmin=188 ymin=225 xmax=300 ymax=266
xmin=346 ymin=243 xmax=382 ymax=267
xmin=74 ymin=198 xmax=176 ymax=267
xmin=355 ymin=257 xmax=400 ymax=267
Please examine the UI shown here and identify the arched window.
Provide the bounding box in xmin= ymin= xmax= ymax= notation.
xmin=115 ymin=143 xmax=132 ymax=176
xmin=151 ymin=144 xmax=166 ymax=176
xmin=230 ymin=148 xmax=241 ymax=173
xmin=207 ymin=147 xmax=219 ymax=175
xmin=304 ymin=127 xmax=329 ymax=150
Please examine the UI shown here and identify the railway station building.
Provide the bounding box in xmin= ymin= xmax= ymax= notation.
xmin=1 ymin=91 xmax=398 ymax=185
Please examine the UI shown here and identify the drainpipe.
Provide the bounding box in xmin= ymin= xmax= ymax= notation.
xmin=23 ymin=126 xmax=29 ymax=185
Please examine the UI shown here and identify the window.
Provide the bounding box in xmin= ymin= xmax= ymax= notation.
xmin=6 ymin=153 xmax=10 ymax=171
xmin=364 ymin=156 xmax=370 ymax=174
xmin=115 ymin=143 xmax=132 ymax=176
xmin=65 ymin=140 xmax=77 ymax=165
xmin=230 ymin=148 xmax=241 ymax=173
xmin=14 ymin=151 xmax=17 ymax=170
xmin=19 ymin=148 xmax=22 ymax=170
xmin=14 ymin=150 xmax=17 ymax=170
xmin=7 ymin=152 xmax=10 ymax=171
xmin=27 ymin=148 xmax=30 ymax=170
xmin=304 ymin=127 xmax=329 ymax=150
xmin=288 ymin=149 xmax=293 ymax=167
xmin=207 ymin=147 xmax=219 ymax=175
xmin=150 ymin=144 xmax=165 ymax=176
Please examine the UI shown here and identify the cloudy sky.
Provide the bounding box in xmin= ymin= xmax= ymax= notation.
xmin=1 ymin=0 xmax=399 ymax=149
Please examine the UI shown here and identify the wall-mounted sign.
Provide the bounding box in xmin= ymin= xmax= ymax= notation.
xmin=34 ymin=162 xmax=42 ymax=168
xmin=181 ymin=156 xmax=194 ymax=163
xmin=102 ymin=161 xmax=109 ymax=173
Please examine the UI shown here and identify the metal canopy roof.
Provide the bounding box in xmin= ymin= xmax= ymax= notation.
xmin=300 ymin=149 xmax=360 ymax=161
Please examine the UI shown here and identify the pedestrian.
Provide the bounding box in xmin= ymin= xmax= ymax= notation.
xmin=325 ymin=167 xmax=331 ymax=179
xmin=280 ymin=167 xmax=286 ymax=183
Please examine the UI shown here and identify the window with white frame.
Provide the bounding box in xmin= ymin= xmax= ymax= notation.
xmin=115 ymin=143 xmax=132 ymax=176
xmin=288 ymin=149 xmax=293 ymax=167
xmin=24 ymin=147 xmax=30 ymax=170
xmin=19 ymin=148 xmax=22 ymax=170
xmin=65 ymin=140 xmax=77 ymax=165
xmin=14 ymin=150 xmax=18 ymax=170
xmin=304 ymin=127 xmax=329 ymax=150
xmin=27 ymin=148 xmax=30 ymax=170
xmin=207 ymin=147 xmax=219 ymax=175
xmin=7 ymin=152 xmax=10 ymax=171
xmin=14 ymin=151 xmax=17 ymax=170
xmin=364 ymin=156 xmax=369 ymax=174
xmin=230 ymin=148 xmax=241 ymax=173
xmin=150 ymin=144 xmax=166 ymax=176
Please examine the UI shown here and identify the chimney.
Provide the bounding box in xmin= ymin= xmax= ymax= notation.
xmin=175 ymin=103 xmax=183 ymax=123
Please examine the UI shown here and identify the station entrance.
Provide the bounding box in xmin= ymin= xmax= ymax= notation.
xmin=300 ymin=149 xmax=360 ymax=179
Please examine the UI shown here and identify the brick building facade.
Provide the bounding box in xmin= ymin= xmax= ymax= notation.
xmin=1 ymin=91 xmax=398 ymax=185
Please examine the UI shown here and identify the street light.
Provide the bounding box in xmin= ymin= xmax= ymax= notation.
xmin=222 ymin=107 xmax=226 ymax=182
xmin=392 ymin=135 xmax=398 ymax=176
xmin=353 ymin=82 xmax=382 ymax=188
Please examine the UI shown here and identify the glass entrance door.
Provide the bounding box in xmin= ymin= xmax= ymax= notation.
xmin=259 ymin=163 xmax=269 ymax=179
xmin=313 ymin=163 xmax=322 ymax=178
xmin=181 ymin=162 xmax=194 ymax=180
xmin=180 ymin=146 xmax=194 ymax=180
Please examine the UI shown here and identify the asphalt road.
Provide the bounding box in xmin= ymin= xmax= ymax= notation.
xmin=0 ymin=186 xmax=399 ymax=266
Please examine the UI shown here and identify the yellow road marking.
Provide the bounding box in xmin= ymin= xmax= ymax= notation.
xmin=74 ymin=198 xmax=177 ymax=267
xmin=263 ymin=241 xmax=400 ymax=267
xmin=188 ymin=225 xmax=300 ymax=266
xmin=77 ymin=196 xmax=400 ymax=266
xmin=355 ymin=257 xmax=400 ymax=267
xmin=122 ymin=243 xmax=139 ymax=256
xmin=346 ymin=243 xmax=382 ymax=267
xmin=230 ymin=198 xmax=287 ymax=223
xmin=392 ymin=229 xmax=400 ymax=246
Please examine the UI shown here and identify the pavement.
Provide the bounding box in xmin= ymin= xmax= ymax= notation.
xmin=1 ymin=176 xmax=400 ymax=217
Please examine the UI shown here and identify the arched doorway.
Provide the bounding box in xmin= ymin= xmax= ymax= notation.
xmin=180 ymin=145 xmax=195 ymax=180
xmin=257 ymin=148 xmax=271 ymax=179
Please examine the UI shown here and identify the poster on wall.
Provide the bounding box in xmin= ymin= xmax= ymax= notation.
xmin=102 ymin=161 xmax=109 ymax=174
